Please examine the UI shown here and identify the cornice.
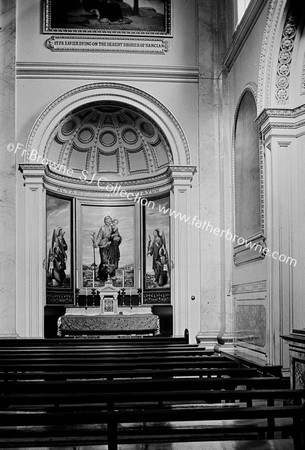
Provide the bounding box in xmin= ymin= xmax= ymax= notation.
xmin=19 ymin=163 xmax=45 ymax=174
xmin=16 ymin=62 xmax=199 ymax=83
xmin=257 ymin=104 xmax=305 ymax=125
xmin=223 ymin=0 xmax=266 ymax=72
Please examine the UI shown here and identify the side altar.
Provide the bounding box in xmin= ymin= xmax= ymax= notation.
xmin=57 ymin=278 xmax=160 ymax=337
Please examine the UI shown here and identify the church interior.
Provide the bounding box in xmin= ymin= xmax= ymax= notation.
xmin=0 ymin=0 xmax=305 ymax=448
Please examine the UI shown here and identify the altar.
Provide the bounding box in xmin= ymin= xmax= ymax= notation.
xmin=57 ymin=311 xmax=160 ymax=337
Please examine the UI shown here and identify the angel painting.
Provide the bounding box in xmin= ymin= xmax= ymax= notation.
xmin=147 ymin=228 xmax=169 ymax=287
xmin=47 ymin=227 xmax=68 ymax=286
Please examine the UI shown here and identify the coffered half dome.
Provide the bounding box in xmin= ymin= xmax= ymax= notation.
xmin=46 ymin=102 xmax=173 ymax=180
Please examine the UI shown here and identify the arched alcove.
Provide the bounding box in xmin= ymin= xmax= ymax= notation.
xmin=234 ymin=88 xmax=261 ymax=242
xmin=18 ymin=83 xmax=196 ymax=338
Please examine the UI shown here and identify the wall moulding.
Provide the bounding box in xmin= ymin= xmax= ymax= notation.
xmin=16 ymin=63 xmax=199 ymax=82
xmin=233 ymin=235 xmax=266 ymax=266
xmin=232 ymin=280 xmax=267 ymax=295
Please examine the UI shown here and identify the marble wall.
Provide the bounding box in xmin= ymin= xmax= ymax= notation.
xmin=0 ymin=0 xmax=17 ymax=336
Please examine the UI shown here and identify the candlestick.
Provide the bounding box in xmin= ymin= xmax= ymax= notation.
xmin=91 ymin=288 xmax=96 ymax=307
xmin=122 ymin=270 xmax=124 ymax=288
xmin=75 ymin=288 xmax=80 ymax=307
xmin=137 ymin=288 xmax=142 ymax=306
xmin=121 ymin=288 xmax=126 ymax=307
xmin=76 ymin=269 xmax=79 ymax=289
xmin=130 ymin=287 xmax=132 ymax=308
xmin=85 ymin=288 xmax=88 ymax=309
xmin=92 ymin=267 xmax=95 ymax=288
xmin=138 ymin=269 xmax=141 ymax=288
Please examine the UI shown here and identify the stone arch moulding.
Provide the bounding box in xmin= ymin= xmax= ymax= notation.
xmin=25 ymin=82 xmax=191 ymax=167
xmin=257 ymin=0 xmax=287 ymax=113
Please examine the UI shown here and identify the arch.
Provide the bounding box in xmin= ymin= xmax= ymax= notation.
xmin=232 ymin=85 xmax=264 ymax=241
xmin=25 ymin=82 xmax=191 ymax=167
xmin=256 ymin=0 xmax=303 ymax=112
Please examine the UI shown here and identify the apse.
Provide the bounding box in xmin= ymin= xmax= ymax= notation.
xmin=46 ymin=102 xmax=173 ymax=180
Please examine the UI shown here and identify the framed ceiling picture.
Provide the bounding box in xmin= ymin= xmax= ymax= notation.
xmin=42 ymin=0 xmax=172 ymax=37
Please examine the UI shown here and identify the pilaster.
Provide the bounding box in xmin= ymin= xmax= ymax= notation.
xmin=168 ymin=166 xmax=197 ymax=340
xmin=17 ymin=164 xmax=46 ymax=337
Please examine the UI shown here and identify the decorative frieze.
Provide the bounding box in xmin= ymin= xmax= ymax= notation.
xmin=275 ymin=13 xmax=298 ymax=105
xmin=47 ymin=292 xmax=74 ymax=304
xmin=143 ymin=291 xmax=171 ymax=304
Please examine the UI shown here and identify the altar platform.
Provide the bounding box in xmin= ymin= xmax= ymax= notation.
xmin=57 ymin=312 xmax=160 ymax=337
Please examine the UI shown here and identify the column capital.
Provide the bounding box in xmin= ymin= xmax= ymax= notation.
xmin=19 ymin=164 xmax=45 ymax=183
xmin=167 ymin=165 xmax=197 ymax=187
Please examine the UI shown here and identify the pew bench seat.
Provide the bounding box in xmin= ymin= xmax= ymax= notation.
xmin=0 ymin=403 xmax=303 ymax=450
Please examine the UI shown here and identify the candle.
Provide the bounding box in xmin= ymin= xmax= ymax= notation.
xmin=92 ymin=268 xmax=95 ymax=288
xmin=86 ymin=288 xmax=88 ymax=297
xmin=130 ymin=287 xmax=132 ymax=305
xmin=122 ymin=270 xmax=124 ymax=288
xmin=76 ymin=269 xmax=79 ymax=289
xmin=138 ymin=269 xmax=141 ymax=288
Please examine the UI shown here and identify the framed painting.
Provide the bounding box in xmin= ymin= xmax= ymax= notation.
xmin=80 ymin=204 xmax=135 ymax=289
xmin=144 ymin=196 xmax=170 ymax=293
xmin=42 ymin=0 xmax=172 ymax=36
xmin=46 ymin=194 xmax=73 ymax=292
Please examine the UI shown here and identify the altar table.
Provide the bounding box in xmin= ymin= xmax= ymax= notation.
xmin=57 ymin=314 xmax=160 ymax=337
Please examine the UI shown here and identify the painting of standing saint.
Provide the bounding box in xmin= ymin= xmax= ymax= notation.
xmin=46 ymin=195 xmax=72 ymax=289
xmin=145 ymin=196 xmax=170 ymax=290
xmin=81 ymin=205 xmax=135 ymax=288
xmin=43 ymin=0 xmax=171 ymax=36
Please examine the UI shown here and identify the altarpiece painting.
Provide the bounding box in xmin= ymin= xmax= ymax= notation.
xmin=81 ymin=204 xmax=135 ymax=289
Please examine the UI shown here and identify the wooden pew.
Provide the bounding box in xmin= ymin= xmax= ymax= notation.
xmin=0 ymin=388 xmax=304 ymax=449
xmin=0 ymin=376 xmax=283 ymax=396
xmin=0 ymin=331 xmax=190 ymax=347
xmin=0 ymin=353 xmax=240 ymax=374
xmin=0 ymin=338 xmax=300 ymax=448
xmin=0 ymin=366 xmax=259 ymax=381
xmin=0 ymin=346 xmax=210 ymax=356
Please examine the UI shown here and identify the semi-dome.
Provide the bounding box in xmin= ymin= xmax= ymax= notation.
xmin=45 ymin=102 xmax=173 ymax=180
